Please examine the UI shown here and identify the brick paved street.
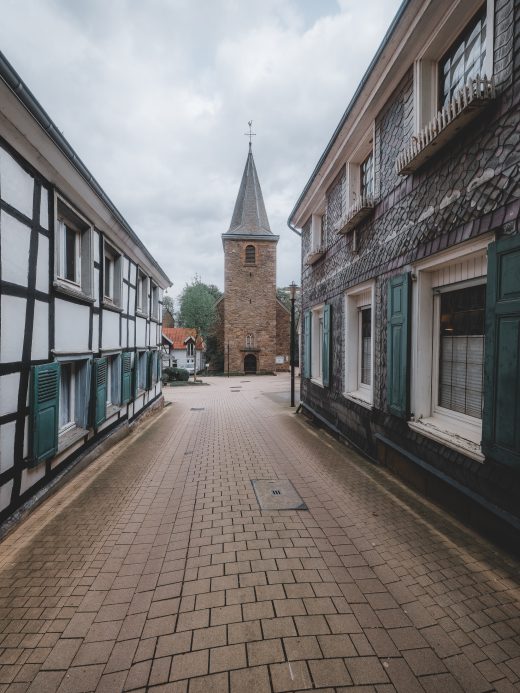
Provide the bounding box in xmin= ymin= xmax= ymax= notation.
xmin=0 ymin=374 xmax=518 ymax=692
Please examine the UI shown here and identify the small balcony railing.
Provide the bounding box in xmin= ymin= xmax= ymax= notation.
xmin=396 ymin=75 xmax=495 ymax=176
xmin=304 ymin=246 xmax=325 ymax=265
xmin=336 ymin=194 xmax=376 ymax=234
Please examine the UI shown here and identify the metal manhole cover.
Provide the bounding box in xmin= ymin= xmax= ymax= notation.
xmin=251 ymin=479 xmax=307 ymax=510
xmin=190 ymin=408 xmax=205 ymax=411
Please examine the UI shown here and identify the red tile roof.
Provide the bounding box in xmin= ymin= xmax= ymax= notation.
xmin=163 ymin=327 xmax=204 ymax=350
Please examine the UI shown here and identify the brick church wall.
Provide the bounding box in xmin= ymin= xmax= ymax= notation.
xmin=223 ymin=238 xmax=278 ymax=373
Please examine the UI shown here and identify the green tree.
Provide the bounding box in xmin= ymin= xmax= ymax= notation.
xmin=177 ymin=276 xmax=222 ymax=336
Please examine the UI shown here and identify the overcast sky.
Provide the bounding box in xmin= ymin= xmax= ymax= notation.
xmin=1 ymin=0 xmax=402 ymax=306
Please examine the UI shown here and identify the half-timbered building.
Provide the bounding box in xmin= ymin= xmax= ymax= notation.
xmin=0 ymin=53 xmax=171 ymax=523
xmin=288 ymin=0 xmax=519 ymax=546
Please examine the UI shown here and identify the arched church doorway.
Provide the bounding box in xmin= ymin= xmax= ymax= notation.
xmin=244 ymin=354 xmax=257 ymax=374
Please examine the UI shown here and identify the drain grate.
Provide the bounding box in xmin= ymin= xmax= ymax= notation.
xmin=252 ymin=479 xmax=307 ymax=510
xmin=190 ymin=408 xmax=205 ymax=411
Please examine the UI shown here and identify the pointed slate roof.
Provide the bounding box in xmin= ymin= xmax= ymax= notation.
xmin=224 ymin=147 xmax=276 ymax=239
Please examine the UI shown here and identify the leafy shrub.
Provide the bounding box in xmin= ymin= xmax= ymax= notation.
xmin=163 ymin=366 xmax=190 ymax=382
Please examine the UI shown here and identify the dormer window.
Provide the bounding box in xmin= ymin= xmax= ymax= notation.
xmin=186 ymin=340 xmax=195 ymax=357
xmin=245 ymin=245 xmax=256 ymax=264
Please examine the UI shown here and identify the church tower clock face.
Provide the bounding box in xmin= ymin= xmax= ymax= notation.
xmin=219 ymin=133 xmax=285 ymax=375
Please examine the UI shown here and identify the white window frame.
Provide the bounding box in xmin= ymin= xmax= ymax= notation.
xmin=345 ymin=124 xmax=376 ymax=212
xmin=103 ymin=241 xmax=122 ymax=307
xmin=55 ymin=196 xmax=93 ymax=298
xmin=137 ymin=270 xmax=148 ymax=314
xmin=56 ymin=354 xmax=91 ymax=436
xmin=409 ymin=235 xmax=493 ymax=461
xmin=137 ymin=350 xmax=147 ymax=392
xmin=344 ymin=281 xmax=375 ymax=407
xmin=151 ymin=283 xmax=160 ymax=320
xmin=413 ymin=0 xmax=494 ymax=132
xmin=310 ymin=304 xmax=324 ymax=386
xmin=311 ymin=213 xmax=325 ymax=252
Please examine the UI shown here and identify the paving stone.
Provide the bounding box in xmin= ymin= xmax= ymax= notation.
xmin=0 ymin=376 xmax=517 ymax=693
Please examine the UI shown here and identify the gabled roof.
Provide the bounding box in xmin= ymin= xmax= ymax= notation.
xmin=224 ymin=147 xmax=275 ymax=239
xmin=163 ymin=327 xmax=205 ymax=350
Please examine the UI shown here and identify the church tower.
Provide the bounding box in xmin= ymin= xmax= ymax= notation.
xmin=221 ymin=143 xmax=279 ymax=374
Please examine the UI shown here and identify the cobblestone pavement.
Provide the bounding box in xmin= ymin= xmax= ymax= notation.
xmin=0 ymin=375 xmax=518 ymax=693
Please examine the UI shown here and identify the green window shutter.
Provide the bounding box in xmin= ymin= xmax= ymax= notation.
xmin=322 ymin=304 xmax=331 ymax=387
xmin=482 ymin=235 xmax=520 ymax=467
xmin=30 ymin=362 xmax=60 ymax=464
xmin=121 ymin=352 xmax=132 ymax=404
xmin=146 ymin=351 xmax=154 ymax=390
xmin=91 ymin=358 xmax=107 ymax=427
xmin=156 ymin=351 xmax=162 ymax=382
xmin=303 ymin=310 xmax=312 ymax=379
xmin=386 ymin=273 xmax=411 ymax=418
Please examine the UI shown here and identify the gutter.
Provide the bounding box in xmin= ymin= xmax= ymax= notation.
xmin=287 ymin=0 xmax=412 ymax=228
xmin=0 ymin=51 xmax=172 ymax=288
xmin=287 ymin=220 xmax=302 ymax=237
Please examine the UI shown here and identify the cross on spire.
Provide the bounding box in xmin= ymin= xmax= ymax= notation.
xmin=244 ymin=120 xmax=256 ymax=152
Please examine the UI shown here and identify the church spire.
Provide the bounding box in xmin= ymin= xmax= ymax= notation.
xmin=225 ymin=133 xmax=273 ymax=237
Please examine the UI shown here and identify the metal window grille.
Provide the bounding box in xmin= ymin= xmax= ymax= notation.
xmin=440 ymin=10 xmax=486 ymax=109
xmin=438 ymin=285 xmax=485 ymax=419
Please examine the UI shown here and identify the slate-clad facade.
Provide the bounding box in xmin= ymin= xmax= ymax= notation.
xmin=0 ymin=53 xmax=170 ymax=523
xmin=289 ymin=0 xmax=520 ymax=545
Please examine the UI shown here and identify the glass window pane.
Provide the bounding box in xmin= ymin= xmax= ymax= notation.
xmin=65 ymin=227 xmax=76 ymax=282
xmin=360 ymin=308 xmax=372 ymax=386
xmin=438 ymin=284 xmax=485 ymax=418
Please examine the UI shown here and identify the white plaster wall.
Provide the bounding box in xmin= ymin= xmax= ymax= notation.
xmin=92 ymin=315 xmax=99 ymax=353
xmin=93 ymin=268 xmax=100 ymax=308
xmin=32 ymin=300 xmax=49 ymax=360
xmin=54 ymin=299 xmax=90 ymax=352
xmin=129 ymin=261 xmax=136 ymax=286
xmin=39 ymin=187 xmax=49 ymax=230
xmin=0 ymin=295 xmax=26 ymax=362
xmin=0 ymin=480 xmax=13 ymax=512
xmin=128 ymin=287 xmax=135 ymax=315
xmin=35 ymin=233 xmax=49 ymax=293
xmin=121 ymin=318 xmax=127 ymax=348
xmin=0 ymin=147 xmax=33 ymax=218
xmin=0 ymin=373 xmax=19 ymax=417
xmin=136 ymin=317 xmax=146 ymax=347
xmin=123 ymin=282 xmax=129 ymax=314
xmin=128 ymin=324 xmax=135 ymax=348
xmin=0 ymin=421 xmax=15 ymax=472
xmin=102 ymin=309 xmax=120 ymax=350
xmin=0 ymin=211 xmax=31 ymax=286
xmin=93 ymin=230 xmax=100 ymax=263
xmin=20 ymin=464 xmax=45 ymax=495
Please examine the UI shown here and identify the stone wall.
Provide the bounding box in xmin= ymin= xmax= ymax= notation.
xmin=223 ymin=238 xmax=278 ymax=373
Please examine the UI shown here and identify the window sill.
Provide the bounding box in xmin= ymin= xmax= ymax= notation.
xmin=58 ymin=425 xmax=88 ymax=454
xmin=53 ymin=281 xmax=95 ymax=304
xmin=337 ymin=197 xmax=376 ymax=234
xmin=344 ymin=391 xmax=373 ymax=410
xmin=305 ymin=248 xmax=325 ymax=266
xmin=396 ymin=76 xmax=495 ymax=175
xmin=136 ymin=309 xmax=149 ymax=319
xmin=310 ymin=377 xmax=324 ymax=388
xmin=106 ymin=404 xmax=121 ymax=418
xmin=408 ymin=417 xmax=484 ymax=462
xmin=102 ymin=300 xmax=124 ymax=313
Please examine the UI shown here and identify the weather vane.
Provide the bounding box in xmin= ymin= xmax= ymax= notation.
xmin=244 ymin=120 xmax=256 ymax=151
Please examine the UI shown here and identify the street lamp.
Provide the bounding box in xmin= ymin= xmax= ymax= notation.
xmin=289 ymin=281 xmax=299 ymax=408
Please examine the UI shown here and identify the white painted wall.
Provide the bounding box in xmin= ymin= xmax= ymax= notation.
xmin=54 ymin=299 xmax=90 ymax=352
xmin=102 ymin=309 xmax=120 ymax=350
xmin=0 ymin=211 xmax=31 ymax=286
xmin=0 ymin=148 xmax=33 ymax=218
xmin=32 ymin=300 xmax=49 ymax=360
xmin=136 ymin=316 xmax=146 ymax=347
xmin=0 ymin=295 xmax=26 ymax=362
